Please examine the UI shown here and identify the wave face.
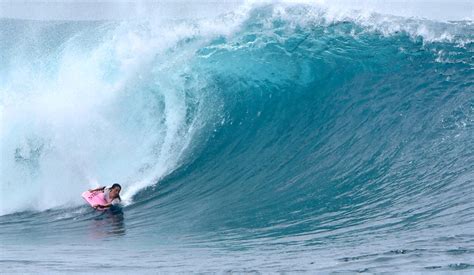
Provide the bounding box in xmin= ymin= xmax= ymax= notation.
xmin=1 ymin=3 xmax=473 ymax=273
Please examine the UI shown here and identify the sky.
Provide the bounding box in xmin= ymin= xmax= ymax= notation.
xmin=0 ymin=0 xmax=472 ymax=21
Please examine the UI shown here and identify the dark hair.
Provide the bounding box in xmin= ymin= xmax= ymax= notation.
xmin=111 ymin=183 xmax=122 ymax=190
xmin=111 ymin=183 xmax=122 ymax=201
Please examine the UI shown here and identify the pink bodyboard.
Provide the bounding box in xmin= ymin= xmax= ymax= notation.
xmin=82 ymin=190 xmax=107 ymax=209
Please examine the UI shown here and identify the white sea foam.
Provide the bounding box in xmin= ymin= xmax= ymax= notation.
xmin=0 ymin=0 xmax=260 ymax=214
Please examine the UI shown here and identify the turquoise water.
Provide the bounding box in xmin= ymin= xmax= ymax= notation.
xmin=1 ymin=3 xmax=473 ymax=273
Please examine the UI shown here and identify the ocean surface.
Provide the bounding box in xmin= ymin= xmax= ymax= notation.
xmin=1 ymin=2 xmax=473 ymax=273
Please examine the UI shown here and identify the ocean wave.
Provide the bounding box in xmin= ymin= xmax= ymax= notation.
xmin=0 ymin=2 xmax=473 ymax=272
